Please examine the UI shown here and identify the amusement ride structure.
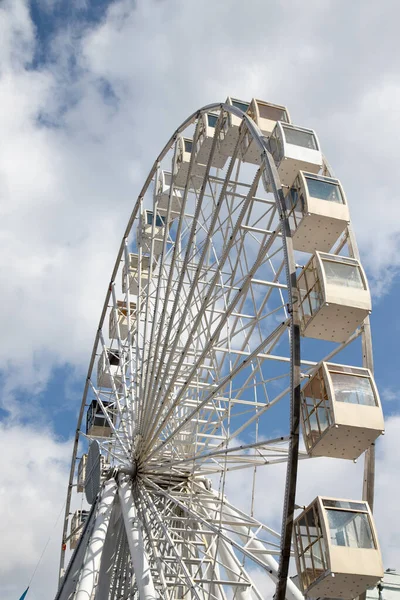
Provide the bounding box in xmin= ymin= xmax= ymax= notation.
xmin=55 ymin=98 xmax=385 ymax=600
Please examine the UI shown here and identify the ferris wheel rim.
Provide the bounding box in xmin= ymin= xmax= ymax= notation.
xmin=58 ymin=100 xmax=376 ymax=600
xmin=68 ymin=102 xmax=286 ymax=446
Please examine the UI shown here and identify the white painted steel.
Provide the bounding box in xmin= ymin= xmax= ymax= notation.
xmin=193 ymin=488 xmax=302 ymax=600
xmin=57 ymin=100 xmax=379 ymax=600
xmin=220 ymin=502 xmax=304 ymax=600
xmin=74 ymin=479 xmax=117 ymax=599
xmin=217 ymin=540 xmax=253 ymax=600
xmin=118 ymin=477 xmax=157 ymax=600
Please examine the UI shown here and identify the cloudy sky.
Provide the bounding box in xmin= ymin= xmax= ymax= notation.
xmin=1 ymin=0 xmax=400 ymax=598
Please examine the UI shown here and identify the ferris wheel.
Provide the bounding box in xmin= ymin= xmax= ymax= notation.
xmin=55 ymin=99 xmax=386 ymax=600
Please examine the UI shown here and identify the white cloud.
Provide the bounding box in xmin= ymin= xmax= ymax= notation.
xmin=0 ymin=421 xmax=70 ymax=600
xmin=381 ymin=388 xmax=399 ymax=404
xmin=0 ymin=0 xmax=145 ymax=404
xmin=0 ymin=0 xmax=34 ymax=67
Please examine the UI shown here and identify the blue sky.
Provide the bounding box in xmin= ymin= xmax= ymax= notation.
xmin=29 ymin=0 xmax=114 ymax=62
xmin=1 ymin=1 xmax=400 ymax=599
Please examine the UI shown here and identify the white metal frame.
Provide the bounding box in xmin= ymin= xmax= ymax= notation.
xmin=56 ymin=101 xmax=380 ymax=600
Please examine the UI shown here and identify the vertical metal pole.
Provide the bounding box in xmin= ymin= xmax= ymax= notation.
xmin=118 ymin=477 xmax=157 ymax=600
xmin=361 ymin=316 xmax=376 ymax=510
xmin=347 ymin=228 xmax=376 ymax=511
xmin=75 ymin=479 xmax=117 ymax=600
xmin=261 ymin=142 xmax=302 ymax=600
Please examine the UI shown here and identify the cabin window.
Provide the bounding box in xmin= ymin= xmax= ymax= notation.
xmin=322 ymin=499 xmax=367 ymax=510
xmin=330 ymin=372 xmax=377 ymax=406
xmin=268 ymin=129 xmax=284 ymax=161
xmin=326 ymin=509 xmax=375 ymax=549
xmin=295 ymin=505 xmax=328 ymax=589
xmin=108 ymin=351 xmax=120 ymax=366
xmin=232 ymin=99 xmax=249 ymax=113
xmin=93 ymin=412 xmax=107 ymax=427
xmin=322 ymin=259 xmax=365 ymax=290
xmin=207 ymin=114 xmax=218 ymax=127
xmin=301 ymin=369 xmax=332 ymax=448
xmin=164 ymin=172 xmax=172 ymax=187
xmin=258 ymin=103 xmax=288 ymax=123
xmin=91 ymin=399 xmax=110 ymax=415
xmin=305 ymin=175 xmax=344 ymax=204
xmin=286 ymin=187 xmax=305 ymax=213
xmin=298 ymin=259 xmax=323 ymax=324
xmin=117 ymin=303 xmax=135 ymax=319
xmin=283 ymin=125 xmax=318 ymax=150
xmin=184 ymin=140 xmax=193 ymax=153
xmin=87 ymin=400 xmax=112 ymax=432
xmin=146 ymin=212 xmax=166 ymax=227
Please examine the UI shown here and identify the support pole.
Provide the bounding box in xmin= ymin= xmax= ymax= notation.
xmin=118 ymin=476 xmax=157 ymax=600
xmin=95 ymin=510 xmax=122 ymax=600
xmin=75 ymin=479 xmax=117 ymax=600
xmin=347 ymin=230 xmax=376 ymax=512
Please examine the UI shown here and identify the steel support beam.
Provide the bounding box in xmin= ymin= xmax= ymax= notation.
xmin=75 ymin=479 xmax=117 ymax=600
xmin=118 ymin=477 xmax=157 ymax=600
